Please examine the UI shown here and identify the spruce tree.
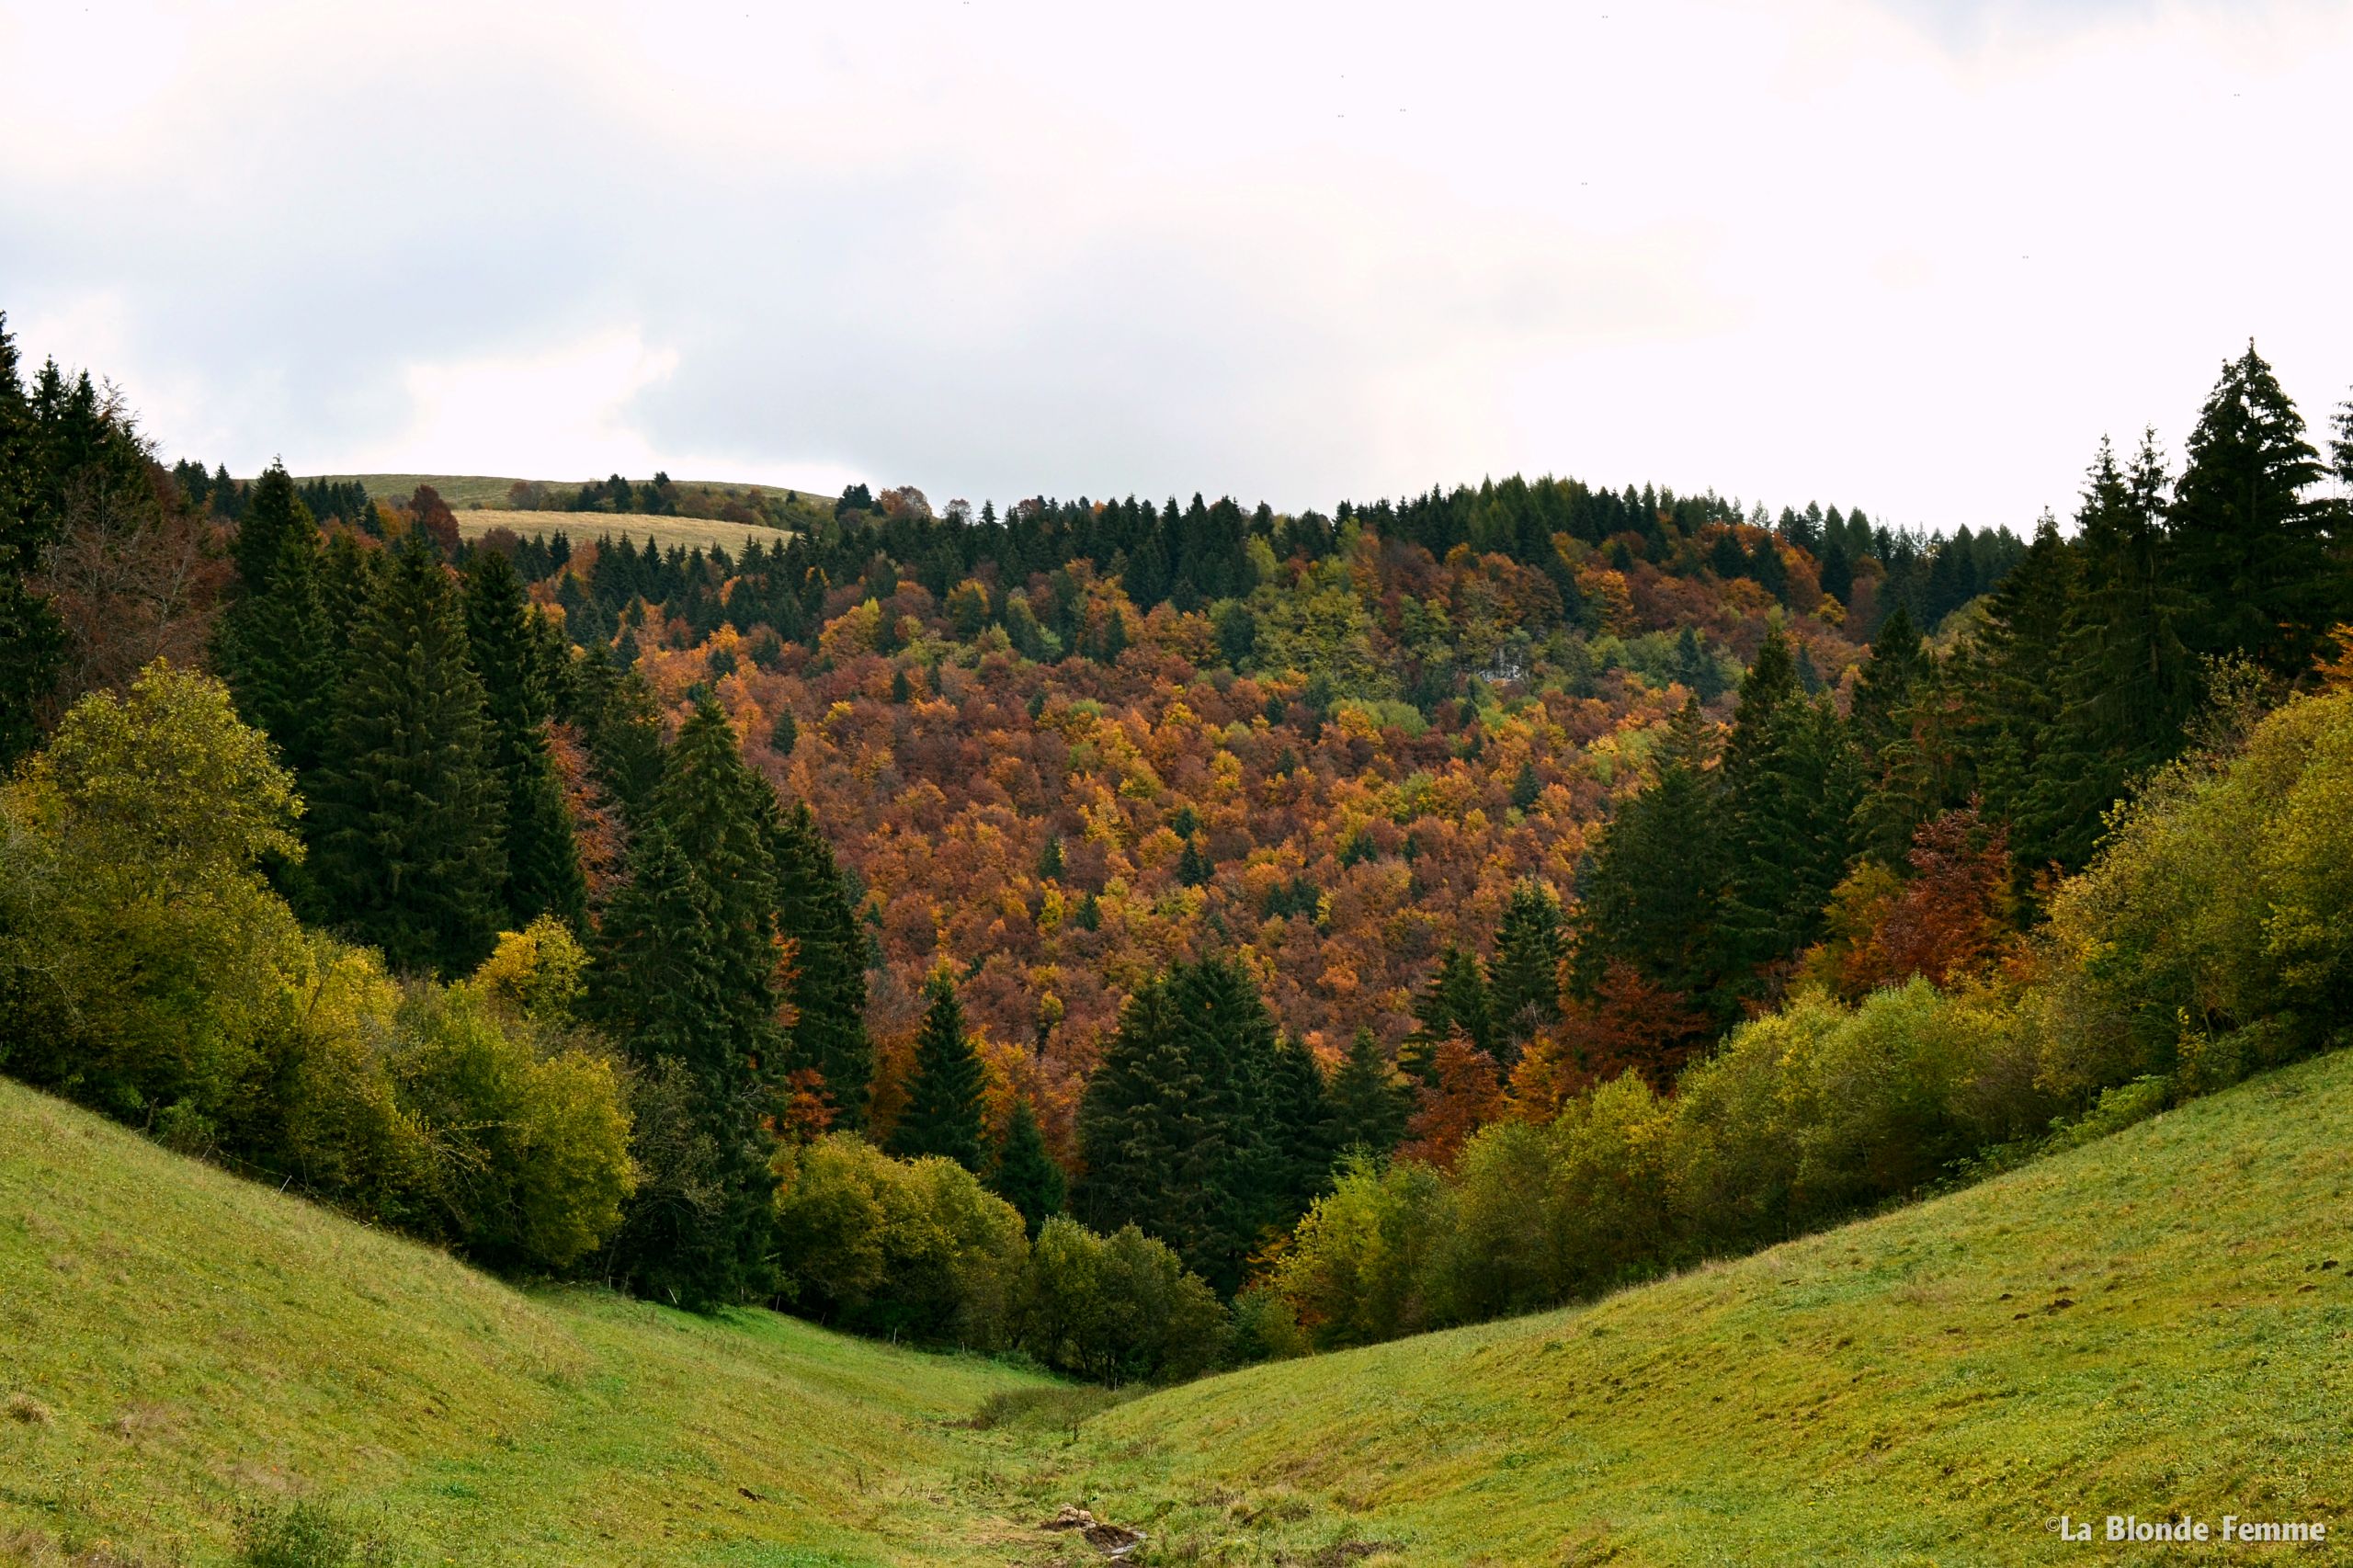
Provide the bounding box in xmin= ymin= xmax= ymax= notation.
xmin=213 ymin=464 xmax=335 ymax=777
xmin=1962 ymin=514 xmax=2080 ymax=873
xmin=1570 ymin=698 xmax=1727 ymax=1006
xmin=1849 ymin=604 xmax=1928 ymax=761
xmin=1268 ymin=1033 xmax=1338 ymax=1212
xmin=0 ymin=314 xmax=65 ymax=767
xmin=2167 ymin=342 xmax=2343 ymax=679
xmin=1402 ymin=946 xmax=1495 ymax=1077
xmin=590 ymin=823 xmax=776 ymax=1307
xmin=988 ymin=1096 xmax=1066 ymax=1235
xmin=1328 ymin=1026 xmax=1411 ymax=1158
xmin=656 ymin=701 xmax=786 ymax=1084
xmin=768 ymin=800 xmax=875 ymax=1128
xmin=464 ymin=550 xmax=587 ymax=927
xmin=1487 ymin=881 xmax=1566 ymax=1042
xmin=310 ymin=534 xmax=506 ymax=976
xmin=888 ymin=970 xmax=988 ymax=1171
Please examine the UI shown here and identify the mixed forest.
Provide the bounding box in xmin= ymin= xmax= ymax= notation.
xmin=5 ymin=307 xmax=2353 ymax=1373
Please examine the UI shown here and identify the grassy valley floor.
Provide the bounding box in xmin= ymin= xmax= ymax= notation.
xmin=9 ymin=1051 xmax=2353 ymax=1565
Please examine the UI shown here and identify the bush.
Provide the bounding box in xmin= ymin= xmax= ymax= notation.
xmin=772 ymin=1133 xmax=1029 ymax=1350
xmin=1272 ymin=1155 xmax=1454 ymax=1349
xmin=1014 ymin=1218 xmax=1229 ymax=1383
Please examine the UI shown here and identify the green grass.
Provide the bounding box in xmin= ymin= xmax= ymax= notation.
xmin=0 ymin=1078 xmax=1052 ymax=1567
xmin=11 ymin=1051 xmax=2353 ymax=1565
xmin=1043 ymin=1050 xmax=2353 ymax=1565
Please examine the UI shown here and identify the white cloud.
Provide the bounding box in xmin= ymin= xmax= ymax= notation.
xmin=2 ymin=0 xmax=2347 ymax=528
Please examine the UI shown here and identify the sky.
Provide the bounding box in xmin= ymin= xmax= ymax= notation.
xmin=2 ymin=0 xmax=2347 ymax=531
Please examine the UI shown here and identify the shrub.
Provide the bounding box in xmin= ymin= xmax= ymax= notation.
xmin=1272 ymin=1155 xmax=1455 ymax=1348
xmin=1013 ymin=1218 xmax=1229 ymax=1383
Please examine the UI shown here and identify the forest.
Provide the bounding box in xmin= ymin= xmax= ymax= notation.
xmin=4 ymin=306 xmax=2351 ymax=1374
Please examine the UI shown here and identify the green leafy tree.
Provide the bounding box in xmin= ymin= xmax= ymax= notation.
xmin=310 ymin=536 xmax=506 ymax=976
xmin=888 ymin=970 xmax=988 ymax=1171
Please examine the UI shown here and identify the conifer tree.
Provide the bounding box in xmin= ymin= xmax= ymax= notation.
xmin=464 ymin=550 xmax=587 ymax=927
xmin=1570 ymin=698 xmax=1727 ymax=1007
xmin=310 ymin=534 xmax=506 ymax=976
xmin=888 ymin=970 xmax=988 ymax=1172
xmin=1327 ymin=1027 xmax=1411 ymax=1158
xmin=2166 ymin=342 xmax=2343 ymax=679
xmin=1961 ymin=514 xmax=2080 ymax=873
xmin=590 ymin=824 xmax=776 ymax=1307
xmin=769 ymin=800 xmax=875 ymax=1128
xmin=1487 ymin=880 xmax=1566 ymax=1042
xmin=1268 ymin=1034 xmax=1338 ymax=1212
xmin=1401 ymin=945 xmax=1495 ymax=1077
xmin=988 ymin=1096 xmax=1066 ymax=1235
xmin=213 ymin=464 xmax=335 ymax=777
xmin=656 ymin=701 xmax=786 ymax=1078
xmin=0 ymin=314 xmax=65 ymax=766
xmin=2034 ymin=434 xmax=2195 ymax=869
xmin=1849 ymin=605 xmax=1928 ymax=761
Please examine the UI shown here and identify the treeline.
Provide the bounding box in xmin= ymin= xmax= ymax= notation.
xmin=1276 ymin=681 xmax=2353 ymax=1346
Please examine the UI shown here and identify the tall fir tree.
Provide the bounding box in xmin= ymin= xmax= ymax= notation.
xmin=1570 ymin=698 xmax=1727 ymax=1007
xmin=654 ymin=701 xmax=786 ymax=1084
xmin=1267 ymin=1033 xmax=1338 ymax=1214
xmin=1849 ymin=604 xmax=1928 ymax=762
xmin=589 ymin=823 xmax=776 ymax=1307
xmin=987 ymin=1096 xmax=1066 ymax=1235
xmin=214 ymin=463 xmax=335 ymax=777
xmin=310 ymin=534 xmax=506 ymax=976
xmin=1487 ymin=880 xmax=1567 ymax=1043
xmin=2166 ymin=342 xmax=2344 ymax=680
xmin=768 ymin=800 xmax=875 ymax=1129
xmin=1961 ymin=513 xmax=2080 ymax=875
xmin=0 ymin=315 xmax=66 ymax=767
xmin=464 ymin=549 xmax=587 ymax=928
xmin=1401 ymin=945 xmax=1496 ymax=1077
xmin=887 ymin=970 xmax=988 ymax=1171
xmin=1327 ymin=1026 xmax=1411 ymax=1158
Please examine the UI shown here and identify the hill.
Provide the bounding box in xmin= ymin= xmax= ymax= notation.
xmin=10 ymin=1044 xmax=2353 ymax=1564
xmin=1063 ymin=1045 xmax=2353 ymax=1564
xmin=309 ymin=474 xmax=827 ymax=512
xmin=456 ymin=507 xmax=794 ymax=555
xmin=0 ymin=1074 xmax=1052 ymax=1567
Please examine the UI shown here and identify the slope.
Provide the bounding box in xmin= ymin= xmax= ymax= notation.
xmin=1038 ymin=1048 xmax=2353 ymax=1565
xmin=0 ymin=1076 xmax=1051 ymax=1568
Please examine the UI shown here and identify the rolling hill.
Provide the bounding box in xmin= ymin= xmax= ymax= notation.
xmin=9 ymin=1047 xmax=2353 ymax=1564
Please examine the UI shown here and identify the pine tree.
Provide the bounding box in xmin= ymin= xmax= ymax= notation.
xmin=2167 ymin=342 xmax=2344 ymax=679
xmin=1076 ymin=955 xmax=1286 ymax=1296
xmin=988 ymin=1096 xmax=1066 ymax=1235
xmin=1267 ymin=1034 xmax=1337 ymax=1214
xmin=1401 ymin=945 xmax=1495 ymax=1078
xmin=212 ymin=464 xmax=335 ymax=777
xmin=464 ymin=550 xmax=587 ymax=927
xmin=656 ymin=701 xmax=786 ymax=1085
xmin=1849 ymin=604 xmax=1928 ymax=761
xmin=769 ymin=800 xmax=875 ymax=1128
xmin=0 ymin=314 xmax=66 ymax=766
xmin=1327 ymin=1026 xmax=1411 ymax=1158
xmin=888 ymin=970 xmax=988 ymax=1172
xmin=1570 ymin=698 xmax=1727 ymax=1006
xmin=590 ymin=824 xmax=776 ymax=1307
xmin=1962 ymin=514 xmax=2080 ymax=874
xmin=310 ymin=535 xmax=506 ymax=976
xmin=1487 ymin=881 xmax=1566 ymax=1042
xmin=2034 ymin=433 xmax=2196 ymax=869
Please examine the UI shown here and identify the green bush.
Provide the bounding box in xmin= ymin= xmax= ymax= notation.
xmin=1013 ymin=1217 xmax=1229 ymax=1383
xmin=1272 ymin=1155 xmax=1454 ymax=1349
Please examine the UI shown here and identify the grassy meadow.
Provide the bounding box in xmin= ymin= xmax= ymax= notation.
xmin=9 ymin=1048 xmax=2353 ymax=1565
xmin=453 ymin=508 xmax=794 ymax=555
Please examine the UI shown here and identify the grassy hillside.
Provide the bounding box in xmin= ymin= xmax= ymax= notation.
xmin=455 ymin=507 xmax=794 ymax=555
xmin=311 ymin=475 xmax=824 ymax=511
xmin=11 ymin=1051 xmax=2353 ymax=1565
xmin=1051 ymin=1048 xmax=2353 ymax=1564
xmin=0 ymin=1077 xmax=1052 ymax=1567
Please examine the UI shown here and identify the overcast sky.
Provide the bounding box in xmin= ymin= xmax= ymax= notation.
xmin=3 ymin=0 xmax=2347 ymax=530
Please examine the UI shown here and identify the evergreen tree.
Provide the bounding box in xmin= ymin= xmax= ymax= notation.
xmin=887 ymin=970 xmax=988 ymax=1171
xmin=769 ymin=800 xmax=875 ymax=1128
xmin=464 ymin=550 xmax=586 ymax=927
xmin=656 ymin=701 xmax=786 ymax=1083
xmin=1402 ymin=945 xmax=1495 ymax=1077
xmin=1327 ymin=1026 xmax=1411 ymax=1158
xmin=2166 ymin=342 xmax=2344 ymax=679
xmin=590 ymin=824 xmax=776 ymax=1307
xmin=1076 ymin=955 xmax=1286 ymax=1296
xmin=1487 ymin=880 xmax=1566 ymax=1042
xmin=1268 ymin=1034 xmax=1338 ymax=1213
xmin=0 ymin=315 xmax=65 ymax=766
xmin=988 ymin=1096 xmax=1066 ymax=1235
xmin=2034 ymin=434 xmax=2196 ymax=869
xmin=1570 ymin=698 xmax=1727 ymax=1006
xmin=310 ymin=535 xmax=506 ymax=976
xmin=213 ymin=464 xmax=335 ymax=776
xmin=1176 ymin=835 xmax=1214 ymax=887
xmin=1819 ymin=538 xmax=1854 ymax=607
xmin=1849 ymin=604 xmax=1928 ymax=761
xmin=1962 ymin=514 xmax=2080 ymax=874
